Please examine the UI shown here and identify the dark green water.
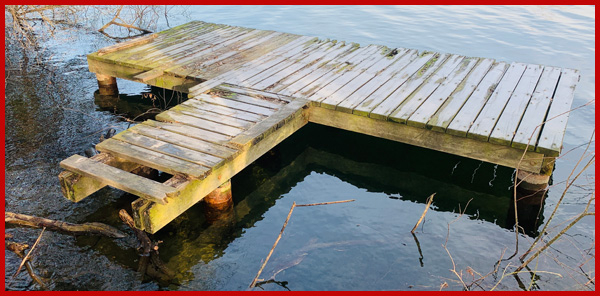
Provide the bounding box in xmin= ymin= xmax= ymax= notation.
xmin=4 ymin=6 xmax=595 ymax=291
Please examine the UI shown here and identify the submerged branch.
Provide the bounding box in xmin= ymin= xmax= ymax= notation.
xmin=5 ymin=211 xmax=126 ymax=238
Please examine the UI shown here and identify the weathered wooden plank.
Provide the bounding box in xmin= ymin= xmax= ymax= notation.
xmin=96 ymin=138 xmax=209 ymax=179
xmin=251 ymin=41 xmax=346 ymax=91
xmin=487 ymin=64 xmax=544 ymax=145
xmin=132 ymin=108 xmax=309 ymax=233
xmin=510 ymin=67 xmax=562 ymax=150
xmin=406 ymin=57 xmax=483 ymax=128
xmin=419 ymin=58 xmax=495 ymax=132
xmin=319 ymin=48 xmax=410 ymax=109
xmin=59 ymin=153 xmax=141 ymax=202
xmin=444 ymin=62 xmax=508 ymax=136
xmin=352 ymin=51 xmax=436 ymax=117
xmin=278 ymin=44 xmax=370 ymax=96
xmin=295 ymin=45 xmax=385 ymax=97
xmin=142 ymin=120 xmax=232 ymax=145
xmin=170 ymin=104 xmax=256 ymax=129
xmin=139 ymin=28 xmax=250 ymax=69
xmin=369 ymin=53 xmax=451 ymax=120
xmin=184 ymin=33 xmax=301 ymax=79
xmin=133 ymin=68 xmax=165 ymax=82
xmin=267 ymin=42 xmax=359 ymax=94
xmin=155 ymin=110 xmax=245 ymax=137
xmin=129 ymin=124 xmax=238 ymax=159
xmin=206 ymin=90 xmax=284 ymax=110
xmin=159 ymin=27 xmax=265 ymax=71
xmin=112 ymin=130 xmax=226 ymax=166
xmin=389 ymin=55 xmax=469 ymax=124
xmin=181 ymin=99 xmax=267 ymax=122
xmin=466 ymin=62 xmax=527 ymax=141
xmin=97 ymin=33 xmax=159 ymax=56
xmin=193 ymin=94 xmax=276 ymax=116
xmin=217 ymin=84 xmax=294 ymax=103
xmin=535 ymin=68 xmax=580 ymax=156
xmin=103 ymin=22 xmax=218 ymax=66
xmin=189 ymin=36 xmax=316 ymax=94
xmin=240 ymin=40 xmax=330 ymax=87
xmin=60 ymin=155 xmax=176 ymax=205
xmin=229 ymin=99 xmax=310 ymax=149
xmin=308 ymin=106 xmax=544 ymax=173
xmin=336 ymin=49 xmax=419 ymax=113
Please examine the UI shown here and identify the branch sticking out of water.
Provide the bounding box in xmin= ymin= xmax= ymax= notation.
xmin=411 ymin=193 xmax=436 ymax=234
xmin=296 ymin=199 xmax=355 ymax=207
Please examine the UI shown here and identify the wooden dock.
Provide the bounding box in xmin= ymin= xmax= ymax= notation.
xmin=60 ymin=21 xmax=579 ymax=233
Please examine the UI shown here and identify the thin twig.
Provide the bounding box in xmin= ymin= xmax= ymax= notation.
xmin=296 ymin=199 xmax=355 ymax=207
xmin=13 ymin=227 xmax=45 ymax=279
xmin=411 ymin=193 xmax=436 ymax=233
xmin=249 ymin=202 xmax=296 ymax=289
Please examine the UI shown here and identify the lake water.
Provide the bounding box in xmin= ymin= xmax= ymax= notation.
xmin=4 ymin=5 xmax=595 ymax=291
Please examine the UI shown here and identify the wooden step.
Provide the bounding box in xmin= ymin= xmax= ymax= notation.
xmin=60 ymin=154 xmax=177 ymax=205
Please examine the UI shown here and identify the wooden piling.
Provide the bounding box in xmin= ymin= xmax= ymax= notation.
xmin=203 ymin=180 xmax=233 ymax=223
xmin=96 ymin=73 xmax=118 ymax=96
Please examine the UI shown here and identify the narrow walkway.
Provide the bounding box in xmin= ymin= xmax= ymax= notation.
xmin=59 ymin=21 xmax=580 ymax=233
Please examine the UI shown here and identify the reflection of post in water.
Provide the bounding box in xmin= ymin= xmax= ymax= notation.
xmin=203 ymin=180 xmax=234 ymax=224
xmin=507 ymin=182 xmax=548 ymax=237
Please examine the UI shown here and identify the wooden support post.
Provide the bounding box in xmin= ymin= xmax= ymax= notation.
xmin=516 ymin=156 xmax=554 ymax=193
xmin=203 ymin=180 xmax=234 ymax=223
xmin=96 ymin=73 xmax=119 ymax=96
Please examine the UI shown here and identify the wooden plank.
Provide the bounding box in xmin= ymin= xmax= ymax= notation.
xmin=97 ymin=33 xmax=158 ymax=56
xmin=294 ymin=45 xmax=384 ymax=97
xmin=336 ymin=49 xmax=419 ymax=113
xmin=444 ymin=62 xmax=508 ymax=136
xmin=406 ymin=57 xmax=483 ymax=128
xmin=133 ymin=68 xmax=165 ymax=82
xmin=369 ymin=53 xmax=451 ymax=120
xmin=278 ymin=44 xmax=370 ymax=96
xmin=59 ymin=153 xmax=141 ymax=202
xmin=389 ymin=55 xmax=469 ymax=124
xmin=112 ymin=130 xmax=226 ymax=167
xmin=142 ymin=120 xmax=232 ymax=145
xmin=510 ymin=67 xmax=562 ymax=151
xmin=217 ymin=84 xmax=294 ymax=103
xmin=183 ymin=33 xmax=301 ymax=79
xmin=487 ymin=64 xmax=544 ymax=145
xmin=420 ymin=58 xmax=495 ymax=132
xmin=96 ymin=138 xmax=209 ymax=179
xmin=193 ymin=94 xmax=276 ymax=116
xmin=240 ymin=40 xmax=329 ymax=87
xmin=103 ymin=23 xmax=218 ymax=66
xmin=319 ymin=48 xmax=410 ymax=109
xmin=181 ymin=99 xmax=267 ymax=122
xmin=170 ymin=104 xmax=256 ymax=129
xmin=189 ymin=36 xmax=316 ymax=94
xmin=155 ymin=110 xmax=246 ymax=137
xmin=466 ymin=62 xmax=527 ymax=141
xmin=206 ymin=90 xmax=284 ymax=110
xmin=352 ymin=51 xmax=436 ymax=117
xmin=308 ymin=106 xmax=544 ymax=173
xmin=133 ymin=107 xmax=309 ymax=233
xmin=129 ymin=124 xmax=238 ymax=159
xmin=535 ymin=68 xmax=580 ymax=156
xmin=251 ymin=41 xmax=346 ymax=91
xmin=60 ymin=155 xmax=176 ymax=205
xmin=229 ymin=99 xmax=310 ymax=149
xmin=267 ymin=42 xmax=359 ymax=94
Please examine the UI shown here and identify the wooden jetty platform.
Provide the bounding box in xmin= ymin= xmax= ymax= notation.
xmin=59 ymin=21 xmax=579 ymax=233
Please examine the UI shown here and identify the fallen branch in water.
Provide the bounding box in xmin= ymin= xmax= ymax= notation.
xmin=296 ymin=199 xmax=355 ymax=207
xmin=249 ymin=202 xmax=296 ymax=289
xmin=118 ymin=209 xmax=174 ymax=282
xmin=249 ymin=199 xmax=356 ymax=289
xmin=5 ymin=212 xmax=126 ymax=238
xmin=411 ymin=193 xmax=436 ymax=233
xmin=5 ymin=240 xmax=47 ymax=289
xmin=13 ymin=227 xmax=45 ymax=280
